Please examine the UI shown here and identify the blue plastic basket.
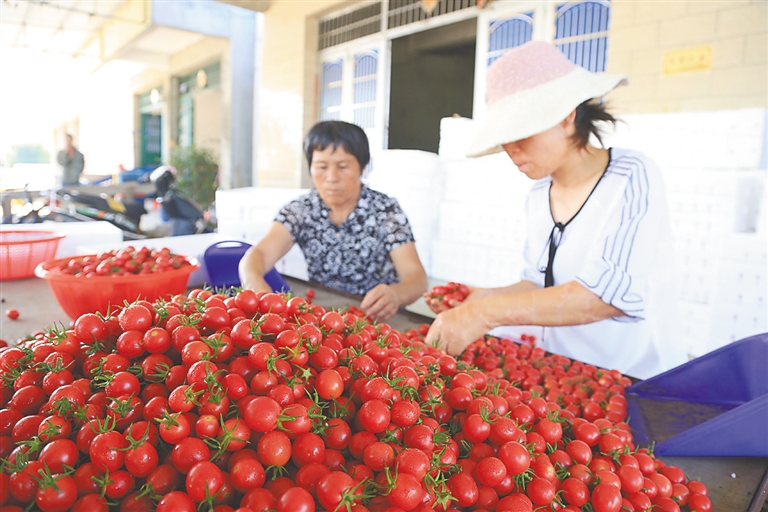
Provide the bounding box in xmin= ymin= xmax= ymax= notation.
xmin=626 ymin=333 xmax=768 ymax=457
xmin=203 ymin=240 xmax=290 ymax=293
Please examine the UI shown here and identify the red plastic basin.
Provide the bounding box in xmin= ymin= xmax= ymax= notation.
xmin=35 ymin=254 xmax=199 ymax=319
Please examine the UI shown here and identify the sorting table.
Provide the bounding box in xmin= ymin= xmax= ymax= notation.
xmin=284 ymin=277 xmax=768 ymax=512
xmin=1 ymin=274 xmax=766 ymax=510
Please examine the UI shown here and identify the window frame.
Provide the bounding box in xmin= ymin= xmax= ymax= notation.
xmin=317 ymin=1 xmax=611 ymax=150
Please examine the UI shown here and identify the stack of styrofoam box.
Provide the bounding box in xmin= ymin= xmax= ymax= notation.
xmin=366 ymin=150 xmax=444 ymax=276
xmin=215 ymin=187 xmax=309 ymax=241
xmin=709 ymin=233 xmax=767 ymax=353
xmin=215 ymin=187 xmax=310 ymax=280
xmin=608 ymin=108 xmax=767 ymax=171
xmin=438 ymin=116 xmax=480 ymax=159
xmin=664 ymin=168 xmax=733 ymax=356
xmin=604 ymin=108 xmax=767 ymax=358
xmin=430 ymin=152 xmax=534 ymax=287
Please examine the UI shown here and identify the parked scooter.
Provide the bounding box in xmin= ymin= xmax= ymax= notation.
xmin=3 ymin=187 xmax=147 ymax=240
xmin=150 ymin=166 xmax=213 ymax=236
xmin=58 ymin=188 xmax=147 ymax=236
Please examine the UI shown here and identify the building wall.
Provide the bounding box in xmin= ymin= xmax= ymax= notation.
xmin=608 ymin=0 xmax=767 ymax=113
xmin=130 ymin=36 xmax=229 ymax=170
xmin=256 ymin=0 xmax=338 ymax=189
xmin=256 ymin=0 xmax=766 ymax=187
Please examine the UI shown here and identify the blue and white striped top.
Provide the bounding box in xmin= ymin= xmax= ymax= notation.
xmin=521 ymin=148 xmax=685 ymax=378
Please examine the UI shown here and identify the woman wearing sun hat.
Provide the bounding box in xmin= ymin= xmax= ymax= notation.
xmin=425 ymin=41 xmax=684 ymax=379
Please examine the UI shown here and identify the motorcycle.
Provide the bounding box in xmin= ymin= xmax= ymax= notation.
xmin=3 ymin=187 xmax=148 ymax=240
xmin=58 ymin=188 xmax=147 ymax=237
xmin=3 ymin=167 xmax=214 ymax=239
xmin=150 ymin=166 xmax=215 ymax=236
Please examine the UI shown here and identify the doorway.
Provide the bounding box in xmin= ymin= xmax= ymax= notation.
xmin=387 ymin=19 xmax=476 ymax=153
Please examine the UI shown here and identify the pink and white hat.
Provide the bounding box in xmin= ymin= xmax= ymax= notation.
xmin=467 ymin=41 xmax=628 ymax=158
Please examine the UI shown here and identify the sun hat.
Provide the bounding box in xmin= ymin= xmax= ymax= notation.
xmin=466 ymin=41 xmax=628 ymax=158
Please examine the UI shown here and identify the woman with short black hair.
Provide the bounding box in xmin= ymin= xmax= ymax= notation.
xmin=240 ymin=121 xmax=427 ymax=320
xmin=425 ymin=41 xmax=684 ymax=379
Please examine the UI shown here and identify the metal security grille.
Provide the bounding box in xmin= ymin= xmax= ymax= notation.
xmin=487 ymin=13 xmax=533 ymax=66
xmin=320 ymin=60 xmax=343 ymax=121
xmin=319 ymin=3 xmax=383 ymax=50
xmin=353 ymin=51 xmax=378 ymax=129
xmin=388 ymin=0 xmax=478 ymax=29
xmin=555 ymin=1 xmax=611 ymax=72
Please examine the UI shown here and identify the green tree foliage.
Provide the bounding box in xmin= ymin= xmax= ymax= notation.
xmin=169 ymin=145 xmax=218 ymax=209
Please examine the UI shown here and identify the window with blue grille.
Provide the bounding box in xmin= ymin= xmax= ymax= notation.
xmin=320 ymin=60 xmax=343 ymax=121
xmin=353 ymin=50 xmax=378 ymax=130
xmin=555 ymin=1 xmax=611 ymax=72
xmin=488 ymin=13 xmax=534 ymax=66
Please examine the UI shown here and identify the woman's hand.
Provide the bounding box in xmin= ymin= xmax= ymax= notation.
xmin=240 ymin=275 xmax=272 ymax=294
xmin=424 ymin=300 xmax=493 ymax=356
xmin=361 ymin=284 xmax=400 ymax=321
xmin=423 ymin=286 xmax=490 ymax=314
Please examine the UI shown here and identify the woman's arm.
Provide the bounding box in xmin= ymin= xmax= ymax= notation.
xmin=238 ymin=222 xmax=295 ymax=292
xmin=425 ymin=280 xmax=625 ymax=355
xmin=361 ymin=242 xmax=428 ymax=320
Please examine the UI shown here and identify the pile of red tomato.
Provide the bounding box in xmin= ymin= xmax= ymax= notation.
xmin=0 ymin=288 xmax=712 ymax=512
xmin=47 ymin=247 xmax=193 ymax=277
xmin=426 ymin=283 xmax=470 ymax=308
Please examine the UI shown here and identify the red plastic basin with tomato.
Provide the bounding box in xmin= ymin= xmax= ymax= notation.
xmin=35 ymin=254 xmax=199 ymax=319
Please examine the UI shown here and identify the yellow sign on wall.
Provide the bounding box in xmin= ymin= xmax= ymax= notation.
xmin=663 ymin=46 xmax=713 ymax=75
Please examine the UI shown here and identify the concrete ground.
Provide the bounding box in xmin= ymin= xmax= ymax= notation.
xmin=0 ymin=276 xmax=71 ymax=343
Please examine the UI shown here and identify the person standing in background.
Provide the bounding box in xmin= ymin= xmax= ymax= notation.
xmin=57 ymin=134 xmax=84 ymax=186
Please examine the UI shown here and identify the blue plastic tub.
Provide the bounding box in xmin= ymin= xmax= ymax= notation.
xmin=626 ymin=333 xmax=768 ymax=457
xmin=203 ymin=240 xmax=290 ymax=293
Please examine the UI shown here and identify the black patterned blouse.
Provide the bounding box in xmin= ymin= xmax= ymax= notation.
xmin=275 ymin=185 xmax=415 ymax=296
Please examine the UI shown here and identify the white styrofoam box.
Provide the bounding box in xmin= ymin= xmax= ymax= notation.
xmin=731 ymin=172 xmax=765 ymax=234
xmin=367 ymin=150 xmax=442 ymax=190
xmin=678 ymin=302 xmax=713 ymax=357
xmin=274 ymin=244 xmax=309 ymax=281
xmin=720 ymin=233 xmax=768 ymax=266
xmin=437 ymin=201 xmax=526 ymax=249
xmin=367 ymin=150 xmax=444 ymax=243
xmin=438 ymin=117 xmax=480 ymax=159
xmin=709 ymin=302 xmax=767 ymax=353
xmin=430 ymin=239 xmax=521 ymax=288
xmin=760 ymin=174 xmax=768 ymax=235
xmin=1 ymin=221 xmax=125 ymax=258
xmin=430 ymin=240 xmax=467 ymax=283
xmin=716 ymin=261 xmax=766 ymax=305
xmin=604 ymin=108 xmax=767 ymax=171
xmin=414 ymin=240 xmax=432 ymax=277
xmin=215 ymin=187 xmax=310 ymax=222
xmin=704 ymin=232 xmax=767 ymax=354
xmin=216 ymin=220 xmax=265 ymax=243
xmin=442 ymin=154 xmax=533 ymax=204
